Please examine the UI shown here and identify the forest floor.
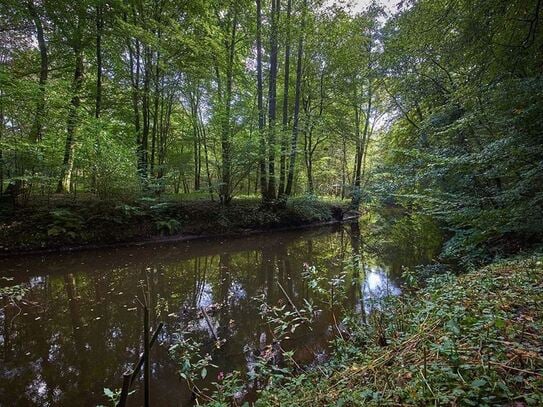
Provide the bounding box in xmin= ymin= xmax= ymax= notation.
xmin=0 ymin=195 xmax=353 ymax=254
xmin=255 ymin=254 xmax=543 ymax=406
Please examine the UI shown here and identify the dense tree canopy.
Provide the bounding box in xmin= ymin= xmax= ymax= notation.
xmin=371 ymin=0 xmax=543 ymax=264
xmin=0 ymin=0 xmax=541 ymax=262
xmin=0 ymin=0 xmax=382 ymax=204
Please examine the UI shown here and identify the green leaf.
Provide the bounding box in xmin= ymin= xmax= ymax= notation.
xmin=494 ymin=318 xmax=506 ymax=329
xmin=103 ymin=388 xmax=115 ymax=398
xmin=470 ymin=378 xmax=487 ymax=388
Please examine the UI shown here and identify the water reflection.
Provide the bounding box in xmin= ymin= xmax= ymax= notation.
xmin=0 ymin=222 xmax=429 ymax=406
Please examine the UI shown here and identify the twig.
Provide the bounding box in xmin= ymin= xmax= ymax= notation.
xmin=487 ymin=361 xmax=543 ymax=377
xmin=129 ymin=322 xmax=164 ymax=386
xmin=117 ymin=371 xmax=132 ymax=407
xmin=200 ymin=307 xmax=219 ymax=342
xmin=277 ymin=282 xmax=312 ymax=331
xmin=332 ymin=313 xmax=344 ymax=341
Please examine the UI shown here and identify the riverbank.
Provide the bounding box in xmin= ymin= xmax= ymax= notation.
xmin=0 ymin=196 xmax=353 ymax=255
xmin=256 ymin=254 xmax=543 ymax=406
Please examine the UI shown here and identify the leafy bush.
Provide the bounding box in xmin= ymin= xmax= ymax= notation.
xmin=256 ymin=255 xmax=543 ymax=406
xmin=285 ymin=195 xmax=335 ymax=223
xmin=46 ymin=208 xmax=84 ymax=240
xmin=156 ymin=218 xmax=182 ymax=235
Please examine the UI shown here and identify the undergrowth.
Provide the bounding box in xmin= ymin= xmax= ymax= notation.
xmin=0 ymin=196 xmax=349 ymax=252
xmin=253 ymin=255 xmax=543 ymax=406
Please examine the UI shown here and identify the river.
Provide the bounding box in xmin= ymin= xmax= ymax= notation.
xmin=0 ymin=220 xmax=439 ymax=406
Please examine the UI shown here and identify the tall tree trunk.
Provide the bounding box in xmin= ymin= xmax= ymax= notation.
xmin=200 ymin=110 xmax=213 ymax=200
xmin=352 ymin=85 xmax=362 ymax=190
xmin=285 ymin=0 xmax=306 ymax=196
xmin=151 ymin=50 xmax=161 ymax=179
xmin=150 ymin=1 xmax=163 ymax=180
xmin=27 ymin=0 xmax=48 ymax=142
xmin=341 ymin=135 xmax=347 ymax=199
xmin=352 ymin=81 xmax=372 ymax=207
xmin=266 ymin=0 xmax=280 ymax=200
xmin=158 ymin=89 xmax=173 ymax=183
xmin=0 ymin=89 xmax=4 ymax=195
xmin=256 ymin=0 xmax=267 ymax=199
xmin=127 ymin=32 xmax=143 ymax=182
xmin=352 ymin=35 xmax=374 ymax=207
xmin=141 ymin=46 xmax=152 ymax=181
xmin=303 ymin=95 xmax=313 ymax=194
xmin=219 ymin=6 xmax=238 ymax=204
xmin=190 ymin=86 xmax=201 ymax=191
xmin=278 ymin=0 xmax=292 ymax=198
xmin=305 ymin=139 xmax=314 ymax=195
xmin=57 ymin=49 xmax=84 ymax=193
xmin=92 ymin=2 xmax=103 ymax=193
xmin=95 ymin=4 xmax=102 ymax=119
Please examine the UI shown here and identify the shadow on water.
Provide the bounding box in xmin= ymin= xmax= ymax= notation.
xmin=0 ymin=218 xmax=440 ymax=406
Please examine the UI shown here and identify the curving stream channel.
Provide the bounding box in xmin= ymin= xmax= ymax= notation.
xmin=0 ymin=221 xmax=437 ymax=406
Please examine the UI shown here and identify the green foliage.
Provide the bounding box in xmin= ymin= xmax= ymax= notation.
xmin=46 ymin=208 xmax=84 ymax=240
xmin=255 ymin=255 xmax=543 ymax=406
xmin=155 ymin=218 xmax=182 ymax=236
xmin=286 ymin=195 xmax=336 ymax=223
xmin=169 ymin=332 xmax=218 ymax=396
xmin=255 ymin=292 xmax=316 ymax=339
xmin=370 ymin=0 xmax=543 ymax=265
xmin=364 ymin=210 xmax=444 ymax=269
xmin=0 ymin=277 xmax=29 ymax=303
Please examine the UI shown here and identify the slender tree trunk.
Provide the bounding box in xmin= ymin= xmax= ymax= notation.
xmin=266 ymin=0 xmax=280 ymax=200
xmin=256 ymin=0 xmax=267 ymax=200
xmin=305 ymin=143 xmax=314 ymax=194
xmin=285 ymin=0 xmax=306 ymax=196
xmin=158 ymin=90 xmax=173 ymax=182
xmin=150 ymin=1 xmax=164 ymax=181
xmin=352 ymin=35 xmax=374 ymax=207
xmin=92 ymin=2 xmax=103 ymax=193
xmin=27 ymin=0 xmax=48 ymax=142
xmin=190 ymin=87 xmax=201 ymax=191
xmin=352 ymin=81 xmax=372 ymax=207
xmin=57 ymin=49 xmax=84 ymax=193
xmin=95 ymin=4 xmax=102 ymax=119
xmin=141 ymin=47 xmax=152 ymax=181
xmin=278 ymin=0 xmax=292 ymax=198
xmin=0 ymin=90 xmax=4 ymax=195
xmin=352 ymin=87 xmax=362 ymax=190
xmin=127 ymin=33 xmax=143 ymax=182
xmin=341 ymin=135 xmax=346 ymax=199
xmin=200 ymin=111 xmax=213 ymax=200
xmin=303 ymin=95 xmax=314 ymax=194
xmin=219 ymin=6 xmax=238 ymax=204
xmin=151 ymin=51 xmax=160 ymax=179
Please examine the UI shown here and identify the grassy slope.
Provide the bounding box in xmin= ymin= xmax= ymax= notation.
xmin=257 ymin=256 xmax=543 ymax=406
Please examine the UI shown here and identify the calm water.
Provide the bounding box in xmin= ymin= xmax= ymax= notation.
xmin=0 ymin=222 xmax=434 ymax=406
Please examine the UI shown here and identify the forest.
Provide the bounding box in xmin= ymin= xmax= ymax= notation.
xmin=0 ymin=0 xmax=542 ymax=405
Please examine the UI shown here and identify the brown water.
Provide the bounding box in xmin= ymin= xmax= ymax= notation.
xmin=0 ymin=222 xmax=425 ymax=406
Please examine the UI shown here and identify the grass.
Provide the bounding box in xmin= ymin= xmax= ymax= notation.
xmin=254 ymin=255 xmax=543 ymax=406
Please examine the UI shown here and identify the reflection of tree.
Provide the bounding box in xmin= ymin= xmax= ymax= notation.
xmin=64 ymin=274 xmax=85 ymax=357
xmin=276 ymin=243 xmax=293 ymax=297
xmin=63 ymin=272 xmax=92 ymax=394
xmin=1 ymin=296 xmax=11 ymax=362
xmin=348 ymin=222 xmax=366 ymax=323
xmin=262 ymin=247 xmax=275 ymax=305
xmin=1 ymin=226 xmax=407 ymax=405
xmin=217 ymin=253 xmax=231 ymax=339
